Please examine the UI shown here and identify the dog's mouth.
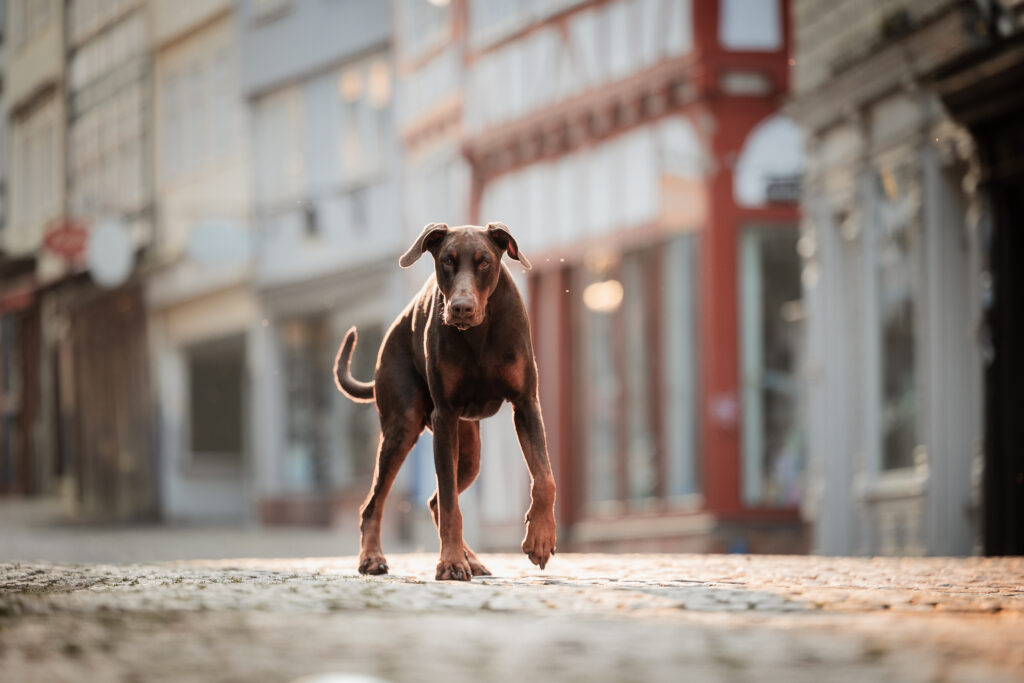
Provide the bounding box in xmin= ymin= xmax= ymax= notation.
xmin=444 ymin=310 xmax=483 ymax=331
xmin=447 ymin=318 xmax=479 ymax=331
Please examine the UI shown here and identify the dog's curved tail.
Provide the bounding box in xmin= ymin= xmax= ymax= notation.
xmin=334 ymin=327 xmax=375 ymax=403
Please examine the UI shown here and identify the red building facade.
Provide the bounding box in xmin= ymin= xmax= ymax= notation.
xmin=460 ymin=0 xmax=805 ymax=552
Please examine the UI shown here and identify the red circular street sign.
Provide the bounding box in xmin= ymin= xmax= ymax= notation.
xmin=42 ymin=219 xmax=90 ymax=260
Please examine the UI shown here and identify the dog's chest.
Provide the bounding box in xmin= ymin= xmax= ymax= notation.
xmin=437 ymin=353 xmax=524 ymax=418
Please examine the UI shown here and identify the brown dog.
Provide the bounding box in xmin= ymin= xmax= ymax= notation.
xmin=334 ymin=222 xmax=557 ymax=581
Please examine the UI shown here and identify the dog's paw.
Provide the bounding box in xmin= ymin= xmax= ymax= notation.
xmin=522 ymin=515 xmax=557 ymax=570
xmin=436 ymin=554 xmax=474 ymax=581
xmin=464 ymin=546 xmax=492 ymax=577
xmin=358 ymin=552 xmax=389 ymax=576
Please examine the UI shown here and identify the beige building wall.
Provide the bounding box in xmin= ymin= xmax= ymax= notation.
xmin=150 ymin=0 xmax=234 ymax=47
xmin=6 ymin=97 xmax=63 ymax=257
xmin=5 ymin=0 xmax=63 ymax=109
xmin=3 ymin=0 xmax=65 ymax=259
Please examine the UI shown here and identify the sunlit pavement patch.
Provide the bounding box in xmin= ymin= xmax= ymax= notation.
xmin=1 ymin=554 xmax=1022 ymax=682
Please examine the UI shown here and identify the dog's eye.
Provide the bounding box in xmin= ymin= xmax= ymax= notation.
xmin=442 ymin=256 xmax=455 ymax=268
xmin=478 ymin=260 xmax=490 ymax=270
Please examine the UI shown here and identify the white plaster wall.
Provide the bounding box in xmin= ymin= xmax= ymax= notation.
xmin=396 ymin=45 xmax=461 ymax=130
xmin=464 ymin=0 xmax=692 ymax=134
xmin=479 ymin=115 xmax=705 ymax=252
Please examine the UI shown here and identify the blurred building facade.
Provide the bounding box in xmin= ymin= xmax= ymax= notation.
xmin=937 ymin=0 xmax=1024 ymax=557
xmin=391 ymin=0 xmax=480 ymax=546
xmin=0 ymin=0 xmax=806 ymax=553
xmin=238 ymin=0 xmax=409 ymax=530
xmin=146 ymin=0 xmax=256 ymax=522
xmin=0 ymin=0 xmax=1018 ymax=556
xmin=1 ymin=0 xmax=63 ymax=498
xmin=0 ymin=0 xmax=161 ymax=521
xmin=460 ymin=0 xmax=804 ymax=553
xmin=790 ymin=0 xmax=1024 ymax=555
xmin=59 ymin=0 xmax=157 ymax=522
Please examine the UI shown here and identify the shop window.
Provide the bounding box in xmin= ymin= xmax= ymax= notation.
xmin=282 ymin=316 xmax=331 ymax=491
xmin=622 ymin=251 xmax=655 ymax=501
xmin=188 ymin=335 xmax=246 ymax=467
xmin=282 ymin=317 xmax=382 ymax=491
xmin=663 ymin=235 xmax=700 ymax=497
xmin=576 ymin=235 xmax=700 ymax=513
xmin=740 ymin=228 xmax=802 ymax=506
xmin=876 ymin=167 xmax=919 ymax=470
xmin=343 ymin=323 xmax=383 ymax=481
xmin=578 ymin=253 xmax=621 ymax=507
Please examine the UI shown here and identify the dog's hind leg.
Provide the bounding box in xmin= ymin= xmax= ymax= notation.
xmin=357 ymin=402 xmax=423 ymax=576
xmin=428 ymin=419 xmax=491 ymax=576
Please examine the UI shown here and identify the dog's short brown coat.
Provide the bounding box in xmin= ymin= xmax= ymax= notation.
xmin=335 ymin=222 xmax=557 ymax=581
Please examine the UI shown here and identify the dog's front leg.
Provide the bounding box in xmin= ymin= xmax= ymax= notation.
xmin=432 ymin=410 xmax=473 ymax=581
xmin=513 ymin=399 xmax=557 ymax=569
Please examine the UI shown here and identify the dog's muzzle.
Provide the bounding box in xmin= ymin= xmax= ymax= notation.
xmin=445 ymin=298 xmax=482 ymax=330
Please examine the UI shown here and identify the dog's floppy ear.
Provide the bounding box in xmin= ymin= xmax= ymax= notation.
xmin=400 ymin=222 xmax=449 ymax=268
xmin=487 ymin=222 xmax=532 ymax=270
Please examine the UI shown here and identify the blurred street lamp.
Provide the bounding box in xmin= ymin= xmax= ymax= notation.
xmin=583 ymin=279 xmax=623 ymax=313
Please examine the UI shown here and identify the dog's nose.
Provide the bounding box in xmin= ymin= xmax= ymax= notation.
xmin=451 ymin=299 xmax=476 ymax=318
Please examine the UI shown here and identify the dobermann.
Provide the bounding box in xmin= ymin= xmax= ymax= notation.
xmin=334 ymin=222 xmax=557 ymax=581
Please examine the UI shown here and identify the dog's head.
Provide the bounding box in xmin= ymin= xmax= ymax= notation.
xmin=399 ymin=222 xmax=532 ymax=330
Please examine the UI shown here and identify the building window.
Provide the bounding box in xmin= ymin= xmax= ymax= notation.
xmin=339 ymin=67 xmax=363 ymax=176
xmin=337 ymin=56 xmax=391 ymax=184
xmin=398 ymin=0 xmax=450 ymax=59
xmin=211 ymin=47 xmax=233 ymax=156
xmin=341 ymin=323 xmax=383 ymax=482
xmin=876 ymin=166 xmax=919 ymax=471
xmin=11 ymin=0 xmax=53 ymax=50
xmin=255 ymin=86 xmax=305 ymax=206
xmin=282 ymin=316 xmax=331 ymax=491
xmin=280 ymin=316 xmax=382 ymax=492
xmin=578 ymin=254 xmax=621 ymax=507
xmin=185 ymin=62 xmax=206 ymax=171
xmin=187 ymin=335 xmax=246 ymax=467
xmin=720 ymin=0 xmax=781 ymax=51
xmin=663 ymin=235 xmax=700 ymax=498
xmin=622 ymin=250 xmax=656 ymax=502
xmin=575 ymin=235 xmax=700 ymax=513
xmin=160 ymin=34 xmax=239 ymax=183
xmin=740 ymin=227 xmax=802 ymax=506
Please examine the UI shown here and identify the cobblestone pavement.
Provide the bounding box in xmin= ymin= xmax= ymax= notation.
xmin=1 ymin=554 xmax=1022 ymax=683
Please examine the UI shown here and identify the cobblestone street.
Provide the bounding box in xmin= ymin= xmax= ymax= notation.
xmin=1 ymin=553 xmax=1022 ymax=682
